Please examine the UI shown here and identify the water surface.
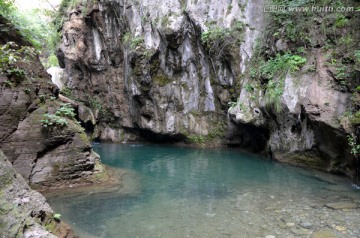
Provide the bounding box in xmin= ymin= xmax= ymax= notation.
xmin=47 ymin=143 xmax=360 ymax=238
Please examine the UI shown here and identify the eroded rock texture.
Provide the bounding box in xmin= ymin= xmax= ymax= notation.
xmin=57 ymin=0 xmax=360 ymax=177
xmin=0 ymin=150 xmax=74 ymax=238
xmin=0 ymin=15 xmax=102 ymax=189
xmin=57 ymin=0 xmax=250 ymax=142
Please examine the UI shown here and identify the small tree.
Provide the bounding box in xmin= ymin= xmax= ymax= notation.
xmin=201 ymin=22 xmax=244 ymax=74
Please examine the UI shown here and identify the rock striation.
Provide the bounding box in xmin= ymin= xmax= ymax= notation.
xmin=0 ymin=14 xmax=104 ymax=190
xmin=57 ymin=0 xmax=360 ymax=177
xmin=0 ymin=150 xmax=74 ymax=238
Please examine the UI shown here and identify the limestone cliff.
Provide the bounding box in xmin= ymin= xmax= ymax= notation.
xmin=57 ymin=0 xmax=248 ymax=142
xmin=0 ymin=14 xmax=105 ymax=190
xmin=57 ymin=0 xmax=360 ymax=177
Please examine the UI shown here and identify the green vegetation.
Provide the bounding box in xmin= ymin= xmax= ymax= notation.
xmin=259 ymin=53 xmax=306 ymax=80
xmin=335 ymin=13 xmax=348 ymax=28
xmin=41 ymin=114 xmax=68 ymax=128
xmin=88 ymin=98 xmax=102 ymax=110
xmin=0 ymin=0 xmax=97 ymax=68
xmin=55 ymin=103 xmax=76 ymax=119
xmin=153 ymin=73 xmax=172 ymax=86
xmin=54 ymin=0 xmax=96 ymax=29
xmin=3 ymin=80 xmax=12 ymax=88
xmin=60 ymin=86 xmax=72 ymax=97
xmin=257 ymin=53 xmax=306 ymax=112
xmin=123 ymin=32 xmax=144 ymax=50
xmin=244 ymin=83 xmax=255 ymax=92
xmin=355 ymin=50 xmax=360 ymax=63
xmin=39 ymin=94 xmax=46 ymax=103
xmin=53 ymin=213 xmax=61 ymax=221
xmin=188 ymin=135 xmax=207 ymax=144
xmin=0 ymin=0 xmax=60 ymax=66
xmin=201 ymin=21 xmax=244 ymax=61
xmin=0 ymin=41 xmax=35 ymax=78
xmin=24 ymin=88 xmax=31 ymax=94
xmin=186 ymin=121 xmax=226 ymax=144
xmin=41 ymin=104 xmax=76 ymax=128
xmin=348 ymin=135 xmax=360 ymax=156
xmin=228 ymin=98 xmax=241 ymax=111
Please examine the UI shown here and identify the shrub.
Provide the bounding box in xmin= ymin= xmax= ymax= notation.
xmin=348 ymin=135 xmax=360 ymax=156
xmin=335 ymin=14 xmax=348 ymax=28
xmin=4 ymin=80 xmax=12 ymax=88
xmin=41 ymin=114 xmax=68 ymax=128
xmin=355 ymin=50 xmax=360 ymax=63
xmin=55 ymin=103 xmax=75 ymax=119
xmin=40 ymin=104 xmax=76 ymax=129
xmin=0 ymin=42 xmax=36 ymax=78
xmin=60 ymin=86 xmax=72 ymax=97
xmin=228 ymin=98 xmax=241 ymax=111
xmin=260 ymin=53 xmax=306 ymax=112
xmin=201 ymin=22 xmax=244 ymax=60
xmin=123 ymin=32 xmax=144 ymax=50
xmin=244 ymin=83 xmax=255 ymax=92
xmin=260 ymin=53 xmax=306 ymax=80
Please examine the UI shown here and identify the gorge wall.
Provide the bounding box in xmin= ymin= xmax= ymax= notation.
xmin=0 ymin=150 xmax=74 ymax=238
xmin=0 ymin=14 xmax=106 ymax=190
xmin=57 ymin=0 xmax=360 ymax=178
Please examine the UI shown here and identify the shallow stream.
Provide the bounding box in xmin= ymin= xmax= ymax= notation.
xmin=47 ymin=143 xmax=360 ymax=238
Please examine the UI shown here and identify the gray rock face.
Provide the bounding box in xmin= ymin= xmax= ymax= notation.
xmin=57 ymin=1 xmax=357 ymax=176
xmin=0 ymin=15 xmax=103 ymax=190
xmin=57 ymin=0 xmax=252 ymax=142
xmin=0 ymin=150 xmax=61 ymax=237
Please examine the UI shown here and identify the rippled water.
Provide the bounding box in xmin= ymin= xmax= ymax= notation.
xmin=47 ymin=143 xmax=360 ymax=238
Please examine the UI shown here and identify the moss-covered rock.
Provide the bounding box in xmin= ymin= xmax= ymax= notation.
xmin=0 ymin=150 xmax=75 ymax=238
xmin=0 ymin=15 xmax=106 ymax=191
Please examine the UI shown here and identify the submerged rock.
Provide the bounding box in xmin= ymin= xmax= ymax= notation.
xmin=311 ymin=230 xmax=338 ymax=238
xmin=325 ymin=202 xmax=358 ymax=210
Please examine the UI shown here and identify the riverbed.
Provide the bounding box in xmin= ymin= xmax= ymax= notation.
xmin=47 ymin=143 xmax=360 ymax=238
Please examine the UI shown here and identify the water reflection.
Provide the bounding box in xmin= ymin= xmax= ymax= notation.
xmin=47 ymin=143 xmax=360 ymax=238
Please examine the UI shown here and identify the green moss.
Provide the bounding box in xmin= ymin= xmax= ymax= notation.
xmin=44 ymin=220 xmax=56 ymax=233
xmin=349 ymin=111 xmax=360 ymax=125
xmin=133 ymin=63 xmax=143 ymax=77
xmin=290 ymin=153 xmax=327 ymax=169
xmin=149 ymin=57 xmax=160 ymax=75
xmin=153 ymin=73 xmax=173 ymax=86
xmin=51 ymin=163 xmax=61 ymax=176
xmin=0 ymin=171 xmax=14 ymax=186
xmin=161 ymin=15 xmax=170 ymax=27
xmin=207 ymin=121 xmax=226 ymax=139
xmin=187 ymin=134 xmax=207 ymax=144
xmin=91 ymin=161 xmax=109 ymax=182
xmin=79 ymin=132 xmax=90 ymax=144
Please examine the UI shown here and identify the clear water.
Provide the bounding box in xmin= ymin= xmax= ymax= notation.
xmin=47 ymin=143 xmax=360 ymax=238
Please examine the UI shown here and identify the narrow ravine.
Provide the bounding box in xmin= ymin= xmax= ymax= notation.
xmin=1 ymin=0 xmax=360 ymax=237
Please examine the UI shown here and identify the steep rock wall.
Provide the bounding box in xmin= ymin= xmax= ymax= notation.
xmin=228 ymin=1 xmax=360 ymax=177
xmin=57 ymin=0 xmax=360 ymax=177
xmin=57 ymin=0 xmax=255 ymax=142
xmin=0 ymin=15 xmax=105 ymax=190
xmin=0 ymin=150 xmax=74 ymax=238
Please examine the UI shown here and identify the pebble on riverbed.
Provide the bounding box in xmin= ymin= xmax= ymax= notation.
xmin=300 ymin=222 xmax=313 ymax=229
xmin=324 ymin=202 xmax=358 ymax=210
